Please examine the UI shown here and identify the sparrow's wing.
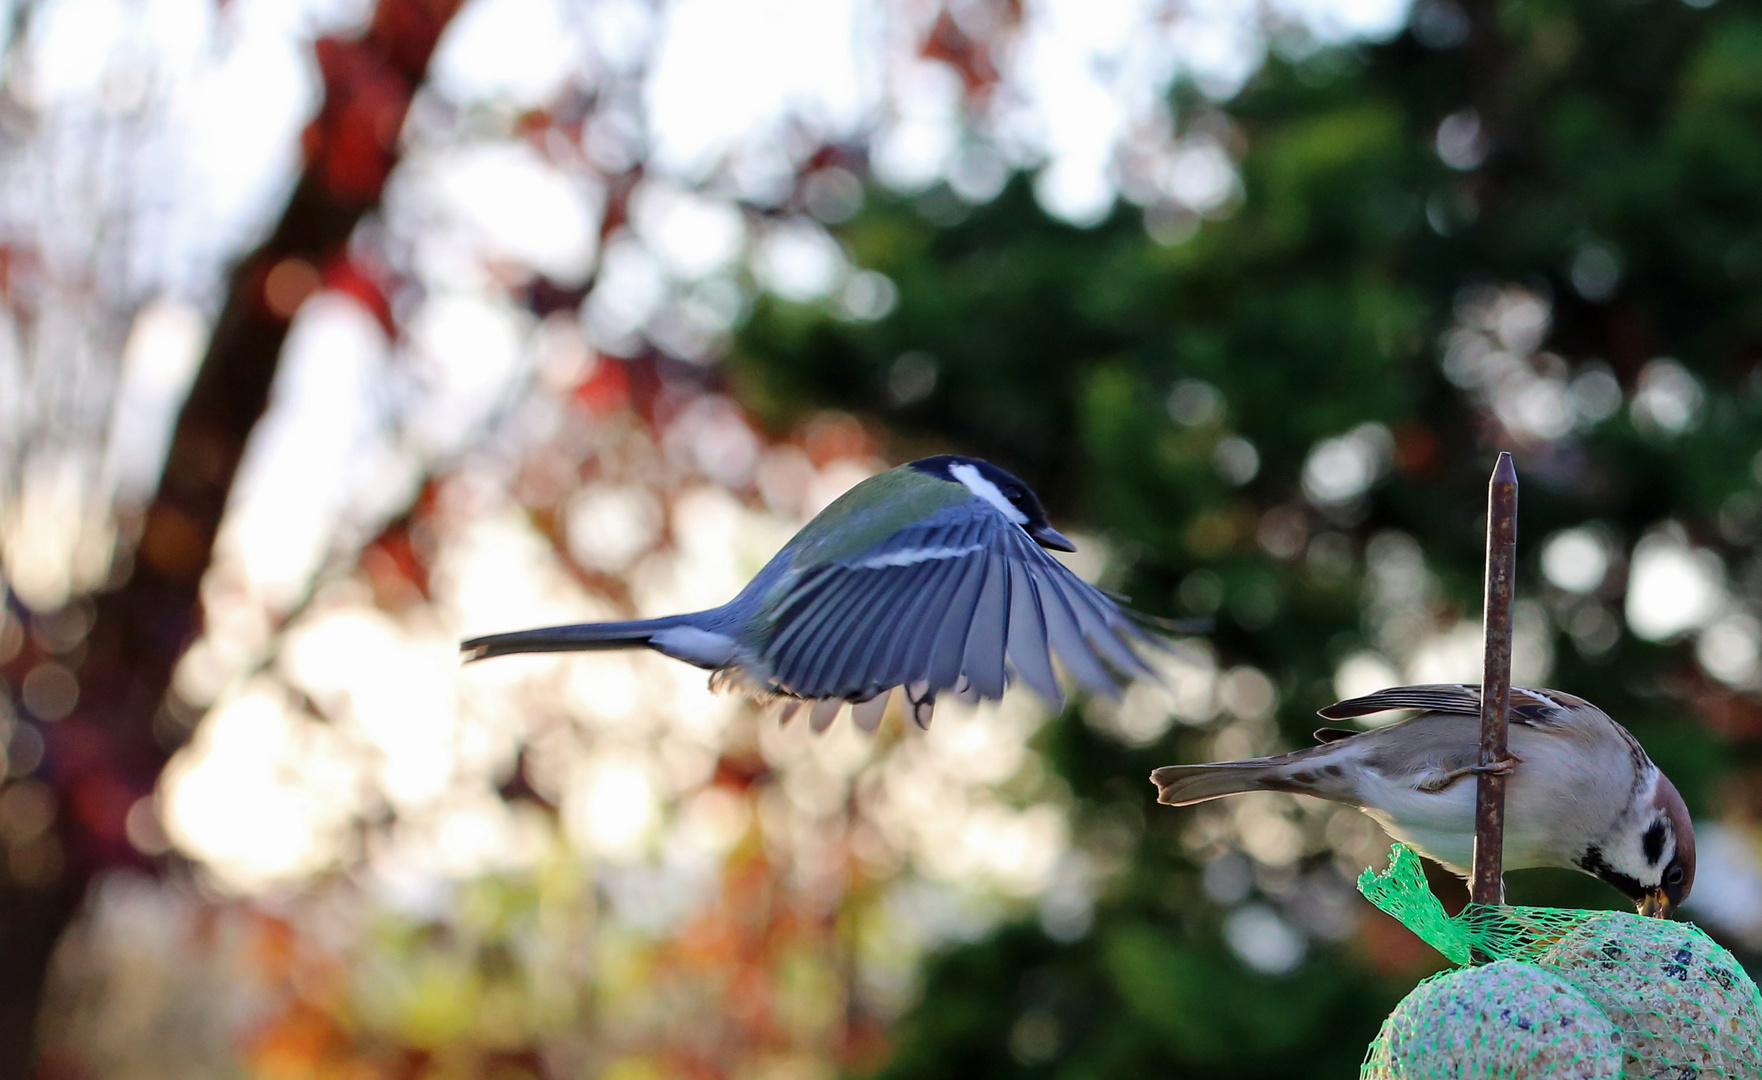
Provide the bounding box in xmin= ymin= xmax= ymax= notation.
xmin=758 ymin=502 xmax=1158 ymax=716
xmin=1316 ymin=683 xmax=1580 ymax=729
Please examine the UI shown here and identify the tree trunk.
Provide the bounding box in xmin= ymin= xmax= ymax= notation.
xmin=1 ymin=0 xmax=464 ymax=1071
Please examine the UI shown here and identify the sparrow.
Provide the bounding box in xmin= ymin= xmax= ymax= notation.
xmin=1150 ymin=684 xmax=1695 ymax=916
xmin=463 ymin=455 xmax=1162 ymax=731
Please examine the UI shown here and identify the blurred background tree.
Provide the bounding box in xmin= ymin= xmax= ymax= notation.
xmin=3 ymin=0 xmax=1762 ymax=1077
xmin=737 ymin=0 xmax=1762 ymax=1071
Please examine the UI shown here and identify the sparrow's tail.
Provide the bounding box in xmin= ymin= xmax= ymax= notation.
xmin=462 ymin=616 xmax=692 ymax=662
xmin=1150 ymin=761 xmax=1285 ymax=806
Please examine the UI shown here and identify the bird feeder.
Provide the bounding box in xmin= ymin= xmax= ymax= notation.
xmin=1357 ymin=455 xmax=1762 ymax=1079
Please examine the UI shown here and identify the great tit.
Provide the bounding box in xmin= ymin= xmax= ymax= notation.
xmin=463 ymin=455 xmax=1161 ymax=732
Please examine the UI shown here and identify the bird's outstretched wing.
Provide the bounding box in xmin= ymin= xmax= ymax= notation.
xmin=1316 ymin=683 xmax=1587 ymax=729
xmin=755 ymin=504 xmax=1159 ymax=722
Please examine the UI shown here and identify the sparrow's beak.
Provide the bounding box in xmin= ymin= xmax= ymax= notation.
xmin=1031 ymin=525 xmax=1076 ymax=552
xmin=1638 ymin=890 xmax=1672 ymax=918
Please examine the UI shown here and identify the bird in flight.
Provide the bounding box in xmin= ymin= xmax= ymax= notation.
xmin=464 ymin=455 xmax=1164 ymax=732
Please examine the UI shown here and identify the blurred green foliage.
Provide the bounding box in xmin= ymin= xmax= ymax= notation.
xmin=730 ymin=1 xmax=1762 ymax=1074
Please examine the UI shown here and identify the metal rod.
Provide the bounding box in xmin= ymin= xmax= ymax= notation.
xmin=1471 ymin=452 xmax=1518 ymax=908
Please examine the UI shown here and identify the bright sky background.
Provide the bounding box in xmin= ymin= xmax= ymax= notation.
xmin=0 ymin=0 xmax=1416 ymax=611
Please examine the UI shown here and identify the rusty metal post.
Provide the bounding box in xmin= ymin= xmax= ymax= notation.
xmin=1471 ymin=452 xmax=1519 ymax=907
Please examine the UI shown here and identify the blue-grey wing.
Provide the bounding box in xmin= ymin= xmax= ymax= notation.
xmin=760 ymin=505 xmax=1158 ymax=714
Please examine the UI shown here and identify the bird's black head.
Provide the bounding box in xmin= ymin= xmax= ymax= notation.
xmin=910 ymin=455 xmax=1075 ymax=551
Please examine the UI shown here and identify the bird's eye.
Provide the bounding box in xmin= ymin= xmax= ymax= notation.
xmin=1665 ymin=865 xmax=1686 ymax=886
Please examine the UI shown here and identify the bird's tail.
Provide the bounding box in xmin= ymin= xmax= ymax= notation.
xmin=1150 ymin=761 xmax=1285 ymax=806
xmin=462 ymin=616 xmax=691 ymax=662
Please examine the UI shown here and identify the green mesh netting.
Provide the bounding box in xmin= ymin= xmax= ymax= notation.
xmin=1357 ymin=844 xmax=1762 ymax=1080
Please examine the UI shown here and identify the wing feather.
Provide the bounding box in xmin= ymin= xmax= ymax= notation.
xmin=768 ymin=564 xmax=840 ymax=624
xmin=856 ymin=546 xmax=971 ymax=693
xmin=766 ymin=518 xmax=967 ymax=677
xmin=960 ymin=553 xmax=1010 ymax=700
xmin=822 ymin=556 xmax=943 ymax=696
xmin=775 ymin=520 xmax=981 ymax=698
xmin=1033 ymin=564 xmax=1115 ymax=694
xmin=764 ymin=567 xmax=851 ymax=664
xmin=766 ymin=577 xmax=859 ymax=692
xmin=751 ymin=500 xmax=1161 ymax=729
xmin=889 ymin=520 xmax=990 ymax=686
xmin=1006 ymin=559 xmax=1061 ymax=708
xmin=925 ymin=553 xmax=991 ymax=693
xmin=1316 ymin=683 xmax=1575 ymax=728
xmin=842 ymin=520 xmax=981 ymax=693
xmin=851 ymin=690 xmax=891 ymax=732
xmin=783 ymin=566 xmax=905 ymax=698
xmin=1043 ymin=560 xmax=1156 ymax=681
xmin=809 ymin=698 xmax=843 ymax=732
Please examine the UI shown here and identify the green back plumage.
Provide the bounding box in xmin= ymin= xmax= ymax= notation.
xmin=785 ymin=465 xmax=969 ymax=568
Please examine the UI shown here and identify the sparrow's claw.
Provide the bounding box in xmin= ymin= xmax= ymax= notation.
xmin=1477 ymin=753 xmax=1522 ymax=777
xmin=1418 ymin=754 xmax=1523 ymax=793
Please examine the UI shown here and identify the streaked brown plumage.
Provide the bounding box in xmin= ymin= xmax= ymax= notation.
xmin=1151 ymin=684 xmax=1695 ymax=916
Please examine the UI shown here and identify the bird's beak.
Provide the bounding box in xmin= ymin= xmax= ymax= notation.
xmin=1638 ymin=890 xmax=1672 ymax=918
xmin=1031 ymin=525 xmax=1076 ymax=552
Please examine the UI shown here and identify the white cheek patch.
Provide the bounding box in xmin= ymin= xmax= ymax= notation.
xmin=949 ymin=462 xmax=1028 ymax=524
xmin=857 ymin=544 xmax=983 ymax=569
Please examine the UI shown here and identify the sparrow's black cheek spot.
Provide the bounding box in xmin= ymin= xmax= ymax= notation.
xmin=1285 ymin=770 xmax=1318 ymax=788
xmin=1578 ymin=845 xmax=1648 ymax=903
xmin=1642 ymin=820 xmax=1667 ymax=866
xmin=1322 ymin=764 xmax=1344 ymax=778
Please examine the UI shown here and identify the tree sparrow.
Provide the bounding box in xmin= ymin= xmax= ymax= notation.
xmin=1151 ymin=684 xmax=1695 ymax=916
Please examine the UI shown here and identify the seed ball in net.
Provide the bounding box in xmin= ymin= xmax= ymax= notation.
xmin=1538 ymin=912 xmax=1762 ymax=1080
xmin=1361 ymin=959 xmax=1622 ymax=1080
